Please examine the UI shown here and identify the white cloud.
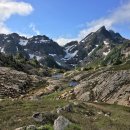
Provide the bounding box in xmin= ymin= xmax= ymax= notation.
xmin=0 ymin=0 xmax=33 ymax=34
xmin=56 ymin=1 xmax=130 ymax=45
xmin=29 ymin=23 xmax=40 ymax=35
xmin=80 ymin=0 xmax=130 ymax=38
xmin=55 ymin=37 xmax=77 ymax=46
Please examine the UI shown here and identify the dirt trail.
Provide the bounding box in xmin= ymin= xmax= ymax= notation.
xmin=86 ymin=102 xmax=112 ymax=112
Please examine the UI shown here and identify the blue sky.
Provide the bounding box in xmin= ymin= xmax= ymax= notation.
xmin=1 ymin=0 xmax=130 ymax=45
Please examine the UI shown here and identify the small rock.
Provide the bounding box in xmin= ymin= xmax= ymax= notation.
xmin=15 ymin=127 xmax=25 ymax=130
xmin=29 ymin=95 xmax=40 ymax=101
xmin=73 ymin=101 xmax=79 ymax=106
xmin=85 ymin=111 xmax=95 ymax=116
xmin=32 ymin=112 xmax=43 ymax=123
xmin=104 ymin=112 xmax=111 ymax=117
xmin=97 ymin=111 xmax=103 ymax=115
xmin=54 ymin=116 xmax=71 ymax=130
xmin=26 ymin=125 xmax=36 ymax=130
xmin=94 ymin=100 xmax=98 ymax=103
xmin=63 ymin=104 xmax=73 ymax=112
xmin=57 ymin=107 xmax=63 ymax=114
xmin=32 ymin=112 xmax=57 ymax=124
xmin=0 ymin=98 xmax=4 ymax=102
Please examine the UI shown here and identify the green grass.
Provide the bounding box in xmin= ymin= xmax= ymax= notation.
xmin=37 ymin=124 xmax=53 ymax=130
xmin=65 ymin=124 xmax=81 ymax=130
xmin=1 ymin=95 xmax=130 ymax=130
xmin=110 ymin=61 xmax=130 ymax=71
xmin=0 ymin=97 xmax=68 ymax=130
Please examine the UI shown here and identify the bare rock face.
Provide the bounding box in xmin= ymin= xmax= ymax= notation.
xmin=73 ymin=69 xmax=130 ymax=106
xmin=0 ymin=67 xmax=45 ymax=98
xmin=54 ymin=116 xmax=71 ymax=130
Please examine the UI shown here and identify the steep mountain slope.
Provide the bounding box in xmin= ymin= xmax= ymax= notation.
xmin=0 ymin=33 xmax=66 ymax=68
xmin=62 ymin=41 xmax=79 ymax=66
xmin=64 ymin=26 xmax=127 ymax=67
xmin=0 ymin=33 xmax=29 ymax=58
xmin=25 ymin=35 xmax=65 ymax=56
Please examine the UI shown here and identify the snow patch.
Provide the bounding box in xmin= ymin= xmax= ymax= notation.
xmin=81 ymin=40 xmax=85 ymax=43
xmin=56 ymin=61 xmax=61 ymax=66
xmin=49 ymin=54 xmax=56 ymax=57
xmin=35 ymin=37 xmax=38 ymax=40
xmin=29 ymin=54 xmax=34 ymax=59
xmin=16 ymin=47 xmax=18 ymax=51
xmin=103 ymin=49 xmax=111 ymax=56
xmin=36 ymin=56 xmax=42 ymax=61
xmin=65 ymin=45 xmax=76 ymax=52
xmin=88 ymin=45 xmax=99 ymax=56
xmin=29 ymin=54 xmax=42 ymax=61
xmin=7 ymin=40 xmax=10 ymax=42
xmin=24 ymin=49 xmax=28 ymax=51
xmin=19 ymin=39 xmax=28 ymax=46
xmin=4 ymin=37 xmax=8 ymax=39
xmin=40 ymin=39 xmax=49 ymax=43
xmin=88 ymin=48 xmax=95 ymax=56
xmin=63 ymin=45 xmax=78 ymax=60
xmin=104 ymin=41 xmax=109 ymax=45
xmin=64 ymin=50 xmax=78 ymax=60
xmin=1 ymin=48 xmax=5 ymax=53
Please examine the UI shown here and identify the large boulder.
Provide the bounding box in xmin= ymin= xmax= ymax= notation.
xmin=54 ymin=116 xmax=71 ymax=130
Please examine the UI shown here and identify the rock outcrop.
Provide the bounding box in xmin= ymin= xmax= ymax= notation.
xmin=73 ymin=68 xmax=130 ymax=106
xmin=0 ymin=67 xmax=45 ymax=98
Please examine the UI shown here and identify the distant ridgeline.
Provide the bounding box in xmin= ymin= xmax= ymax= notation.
xmin=0 ymin=26 xmax=130 ymax=69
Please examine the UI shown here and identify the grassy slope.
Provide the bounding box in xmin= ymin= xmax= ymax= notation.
xmin=1 ymin=57 xmax=130 ymax=130
xmin=1 ymin=93 xmax=130 ymax=130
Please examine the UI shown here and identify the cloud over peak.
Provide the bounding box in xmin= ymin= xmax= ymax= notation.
xmin=56 ymin=1 xmax=130 ymax=46
xmin=0 ymin=0 xmax=33 ymax=34
xmin=29 ymin=23 xmax=40 ymax=35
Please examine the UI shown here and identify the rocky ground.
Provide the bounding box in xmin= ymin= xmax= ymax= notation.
xmin=1 ymin=94 xmax=130 ymax=130
xmin=65 ymin=67 xmax=130 ymax=106
xmin=0 ymin=67 xmax=46 ymax=98
xmin=1 ymin=64 xmax=130 ymax=130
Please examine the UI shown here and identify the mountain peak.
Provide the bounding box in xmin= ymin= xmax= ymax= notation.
xmin=96 ymin=26 xmax=107 ymax=33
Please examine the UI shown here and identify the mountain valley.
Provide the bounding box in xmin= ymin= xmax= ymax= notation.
xmin=1 ymin=26 xmax=130 ymax=130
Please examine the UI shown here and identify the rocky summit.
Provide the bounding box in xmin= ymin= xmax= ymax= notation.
xmin=1 ymin=26 xmax=130 ymax=130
